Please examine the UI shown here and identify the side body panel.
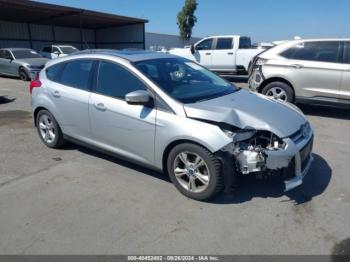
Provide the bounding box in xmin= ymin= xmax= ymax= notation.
xmin=43 ymin=79 xmax=91 ymax=140
xmin=154 ymin=110 xmax=232 ymax=169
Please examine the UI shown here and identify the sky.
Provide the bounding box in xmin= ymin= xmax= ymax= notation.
xmin=36 ymin=0 xmax=350 ymax=43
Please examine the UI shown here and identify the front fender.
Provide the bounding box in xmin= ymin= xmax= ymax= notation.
xmin=154 ymin=110 xmax=232 ymax=169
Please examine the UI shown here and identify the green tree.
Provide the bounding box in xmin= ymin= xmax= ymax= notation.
xmin=177 ymin=0 xmax=198 ymax=41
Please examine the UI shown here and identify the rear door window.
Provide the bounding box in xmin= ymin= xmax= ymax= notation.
xmin=95 ymin=61 xmax=147 ymax=99
xmin=215 ymin=38 xmax=233 ymax=50
xmin=280 ymin=41 xmax=341 ymax=63
xmin=59 ymin=60 xmax=93 ymax=90
xmin=239 ymin=37 xmax=252 ymax=49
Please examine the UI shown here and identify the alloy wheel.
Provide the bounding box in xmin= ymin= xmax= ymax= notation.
xmin=173 ymin=151 xmax=210 ymax=193
xmin=266 ymin=87 xmax=288 ymax=102
xmin=38 ymin=114 xmax=56 ymax=143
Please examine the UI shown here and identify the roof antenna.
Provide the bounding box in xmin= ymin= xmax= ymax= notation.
xmin=79 ymin=11 xmax=90 ymax=50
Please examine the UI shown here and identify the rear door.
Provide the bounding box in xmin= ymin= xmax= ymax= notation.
xmin=45 ymin=59 xmax=94 ymax=140
xmin=340 ymin=42 xmax=350 ymax=101
xmin=210 ymin=37 xmax=235 ymax=72
xmin=281 ymin=41 xmax=342 ymax=99
xmin=193 ymin=38 xmax=214 ymax=69
xmin=89 ymin=60 xmax=156 ymax=165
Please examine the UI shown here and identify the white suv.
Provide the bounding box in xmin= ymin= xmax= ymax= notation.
xmin=40 ymin=45 xmax=78 ymax=59
xmin=249 ymin=39 xmax=350 ymax=107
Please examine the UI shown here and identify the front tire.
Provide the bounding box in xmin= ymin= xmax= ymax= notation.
xmin=167 ymin=143 xmax=224 ymax=201
xmin=261 ymin=81 xmax=294 ymax=103
xmin=19 ymin=68 xmax=29 ymax=81
xmin=36 ymin=110 xmax=66 ymax=148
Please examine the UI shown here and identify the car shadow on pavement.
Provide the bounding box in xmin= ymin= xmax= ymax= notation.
xmin=63 ymin=144 xmax=331 ymax=205
xmin=0 ymin=96 xmax=16 ymax=105
xmin=212 ymin=153 xmax=331 ymax=205
xmin=299 ymin=104 xmax=350 ymax=120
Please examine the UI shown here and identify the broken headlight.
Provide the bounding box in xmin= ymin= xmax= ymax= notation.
xmin=242 ymin=130 xmax=286 ymax=150
xmin=222 ymin=128 xmax=256 ymax=141
xmin=255 ymin=58 xmax=268 ymax=66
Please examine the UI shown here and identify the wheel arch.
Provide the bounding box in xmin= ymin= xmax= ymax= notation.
xmin=258 ymin=77 xmax=295 ymax=94
xmin=33 ymin=106 xmax=48 ymax=126
xmin=161 ymin=139 xmax=215 ymax=173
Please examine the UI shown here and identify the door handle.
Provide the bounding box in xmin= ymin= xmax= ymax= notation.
xmin=94 ymin=102 xmax=107 ymax=111
xmin=52 ymin=90 xmax=60 ymax=98
xmin=227 ymin=52 xmax=234 ymax=55
xmin=205 ymin=52 xmax=211 ymax=55
xmin=291 ymin=64 xmax=304 ymax=69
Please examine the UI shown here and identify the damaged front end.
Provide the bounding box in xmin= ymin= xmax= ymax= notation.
xmin=220 ymin=123 xmax=314 ymax=192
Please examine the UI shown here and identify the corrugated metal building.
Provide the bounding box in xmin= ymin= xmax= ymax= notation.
xmin=0 ymin=0 xmax=148 ymax=51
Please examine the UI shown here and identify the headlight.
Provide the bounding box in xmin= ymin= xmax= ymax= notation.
xmin=255 ymin=58 xmax=268 ymax=66
xmin=222 ymin=129 xmax=256 ymax=141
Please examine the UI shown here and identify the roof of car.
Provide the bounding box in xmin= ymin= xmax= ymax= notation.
xmin=72 ymin=49 xmax=180 ymax=62
xmin=0 ymin=48 xmax=34 ymax=51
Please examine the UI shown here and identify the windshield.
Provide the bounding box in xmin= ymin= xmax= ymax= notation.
xmin=59 ymin=46 xmax=78 ymax=54
xmin=12 ymin=50 xmax=42 ymax=59
xmin=134 ymin=58 xmax=237 ymax=103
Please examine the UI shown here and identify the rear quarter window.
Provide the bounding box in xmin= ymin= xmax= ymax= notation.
xmin=46 ymin=63 xmax=63 ymax=82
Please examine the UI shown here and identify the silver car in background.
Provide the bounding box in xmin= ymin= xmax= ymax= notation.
xmin=249 ymin=39 xmax=350 ymax=107
xmin=0 ymin=48 xmax=48 ymax=81
xmin=30 ymin=50 xmax=314 ymax=200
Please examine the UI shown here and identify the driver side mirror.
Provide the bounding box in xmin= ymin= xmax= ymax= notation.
xmin=53 ymin=51 xmax=60 ymax=56
xmin=190 ymin=44 xmax=196 ymax=54
xmin=125 ymin=90 xmax=153 ymax=106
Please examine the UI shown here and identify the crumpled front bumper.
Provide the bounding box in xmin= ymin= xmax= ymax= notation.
xmin=225 ymin=126 xmax=314 ymax=192
xmin=248 ymin=67 xmax=264 ymax=92
xmin=284 ymin=154 xmax=313 ymax=191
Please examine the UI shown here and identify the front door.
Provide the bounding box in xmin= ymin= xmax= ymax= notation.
xmin=193 ymin=38 xmax=214 ymax=69
xmin=89 ymin=60 xmax=156 ymax=165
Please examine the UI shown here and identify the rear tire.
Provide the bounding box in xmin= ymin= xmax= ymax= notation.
xmin=36 ymin=110 xmax=66 ymax=148
xmin=167 ymin=143 xmax=224 ymax=201
xmin=261 ymin=81 xmax=294 ymax=103
xmin=19 ymin=68 xmax=29 ymax=81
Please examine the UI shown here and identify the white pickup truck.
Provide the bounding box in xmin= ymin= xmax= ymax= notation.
xmin=169 ymin=35 xmax=263 ymax=75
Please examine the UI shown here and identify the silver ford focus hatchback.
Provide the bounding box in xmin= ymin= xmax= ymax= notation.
xmin=30 ymin=50 xmax=314 ymax=200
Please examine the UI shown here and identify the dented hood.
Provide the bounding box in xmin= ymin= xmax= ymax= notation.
xmin=184 ymin=89 xmax=306 ymax=138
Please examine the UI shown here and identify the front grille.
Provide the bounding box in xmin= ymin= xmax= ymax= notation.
xmin=290 ymin=123 xmax=311 ymax=144
xmin=300 ymin=136 xmax=313 ymax=170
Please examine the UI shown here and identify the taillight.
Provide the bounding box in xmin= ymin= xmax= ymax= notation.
xmin=29 ymin=75 xmax=42 ymax=95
